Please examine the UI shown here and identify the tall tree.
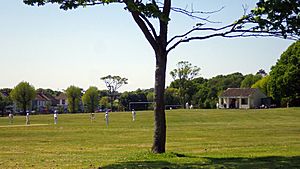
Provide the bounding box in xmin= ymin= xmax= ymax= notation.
xmin=269 ymin=41 xmax=300 ymax=106
xmin=10 ymin=82 xmax=36 ymax=115
xmin=0 ymin=89 xmax=13 ymax=116
xmin=99 ymin=96 xmax=110 ymax=109
xmin=251 ymin=75 xmax=270 ymax=96
xmin=101 ymin=75 xmax=128 ymax=111
xmin=164 ymin=87 xmax=180 ymax=107
xmin=65 ymin=85 xmax=82 ymax=113
xmin=240 ymin=74 xmax=262 ymax=88
xmin=256 ymin=69 xmax=267 ymax=77
xmin=24 ymin=0 xmax=300 ymax=153
xmin=170 ymin=61 xmax=200 ymax=106
xmin=0 ymin=94 xmax=11 ymax=116
xmin=120 ymin=89 xmax=148 ymax=111
xmin=82 ymin=86 xmax=100 ymax=113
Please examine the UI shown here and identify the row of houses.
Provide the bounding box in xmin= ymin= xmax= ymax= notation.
xmin=32 ymin=92 xmax=68 ymax=113
xmin=0 ymin=91 xmax=68 ymax=114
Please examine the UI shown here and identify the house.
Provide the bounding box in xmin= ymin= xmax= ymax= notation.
xmin=32 ymin=92 xmax=52 ymax=112
xmin=56 ymin=93 xmax=68 ymax=110
xmin=218 ymin=88 xmax=266 ymax=109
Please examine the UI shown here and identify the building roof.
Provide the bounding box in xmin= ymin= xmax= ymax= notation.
xmin=35 ymin=92 xmax=50 ymax=101
xmin=56 ymin=93 xmax=67 ymax=100
xmin=219 ymin=88 xmax=261 ymax=97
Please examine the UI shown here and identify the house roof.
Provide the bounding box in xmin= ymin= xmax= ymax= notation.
xmin=219 ymin=88 xmax=260 ymax=97
xmin=35 ymin=93 xmax=49 ymax=101
xmin=56 ymin=93 xmax=67 ymax=100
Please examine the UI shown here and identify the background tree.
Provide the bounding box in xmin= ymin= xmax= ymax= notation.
xmin=101 ymin=75 xmax=128 ymax=111
xmin=0 ymin=94 xmax=11 ymax=116
xmin=65 ymin=85 xmax=82 ymax=113
xmin=146 ymin=91 xmax=155 ymax=110
xmin=24 ymin=0 xmax=300 ymax=153
xmin=0 ymin=88 xmax=12 ymax=96
xmin=82 ymin=86 xmax=99 ymax=113
xmin=164 ymin=87 xmax=180 ymax=108
xmin=99 ymin=96 xmax=110 ymax=110
xmin=192 ymin=73 xmax=244 ymax=108
xmin=251 ymin=75 xmax=270 ymax=96
xmin=120 ymin=89 xmax=148 ymax=111
xmin=99 ymin=90 xmax=109 ymax=98
xmin=269 ymin=41 xmax=300 ymax=107
xmin=170 ymin=61 xmax=200 ymax=106
xmin=256 ymin=69 xmax=267 ymax=77
xmin=0 ymin=89 xmax=13 ymax=116
xmin=240 ymin=74 xmax=262 ymax=88
xmin=10 ymin=82 xmax=36 ymax=115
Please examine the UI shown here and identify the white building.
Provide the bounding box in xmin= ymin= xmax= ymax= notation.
xmin=218 ymin=88 xmax=266 ymax=109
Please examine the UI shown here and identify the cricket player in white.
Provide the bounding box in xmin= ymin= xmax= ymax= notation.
xmin=26 ymin=112 xmax=30 ymax=125
xmin=90 ymin=112 xmax=95 ymax=122
xmin=132 ymin=109 xmax=136 ymax=121
xmin=54 ymin=111 xmax=58 ymax=124
xmin=105 ymin=110 xmax=109 ymax=127
xmin=185 ymin=102 xmax=189 ymax=109
xmin=8 ymin=112 xmax=13 ymax=124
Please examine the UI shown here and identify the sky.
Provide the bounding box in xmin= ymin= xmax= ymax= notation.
xmin=0 ymin=1 xmax=294 ymax=92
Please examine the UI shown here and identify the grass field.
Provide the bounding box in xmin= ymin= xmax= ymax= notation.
xmin=0 ymin=108 xmax=299 ymax=169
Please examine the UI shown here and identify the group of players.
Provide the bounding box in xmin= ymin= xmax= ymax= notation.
xmin=7 ymin=109 xmax=137 ymax=126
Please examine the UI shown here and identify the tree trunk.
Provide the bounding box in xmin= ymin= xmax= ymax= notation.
xmin=91 ymin=98 xmax=94 ymax=113
xmin=151 ymin=51 xmax=167 ymax=153
xmin=110 ymin=95 xmax=113 ymax=112
xmin=72 ymin=98 xmax=75 ymax=113
xmin=23 ymin=103 xmax=27 ymax=116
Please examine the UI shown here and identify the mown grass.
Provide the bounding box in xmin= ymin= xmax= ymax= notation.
xmin=0 ymin=108 xmax=299 ymax=168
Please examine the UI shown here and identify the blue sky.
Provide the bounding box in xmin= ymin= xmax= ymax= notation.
xmin=0 ymin=1 xmax=294 ymax=92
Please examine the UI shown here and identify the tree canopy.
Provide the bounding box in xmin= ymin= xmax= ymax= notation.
xmin=170 ymin=61 xmax=200 ymax=106
xmin=240 ymin=74 xmax=262 ymax=88
xmin=101 ymin=75 xmax=128 ymax=111
xmin=82 ymin=86 xmax=99 ymax=113
xmin=269 ymin=40 xmax=300 ymax=106
xmin=10 ymin=81 xmax=36 ymax=115
xmin=101 ymin=75 xmax=128 ymax=94
xmin=252 ymin=75 xmax=270 ymax=96
xmin=65 ymin=85 xmax=82 ymax=113
xmin=0 ymin=94 xmax=11 ymax=116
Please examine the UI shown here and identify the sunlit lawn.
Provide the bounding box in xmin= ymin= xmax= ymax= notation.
xmin=0 ymin=108 xmax=299 ymax=168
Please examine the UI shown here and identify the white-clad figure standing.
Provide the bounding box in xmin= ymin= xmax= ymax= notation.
xmin=8 ymin=112 xmax=14 ymax=124
xmin=132 ymin=109 xmax=136 ymax=121
xmin=26 ymin=112 xmax=30 ymax=125
xmin=54 ymin=110 xmax=58 ymax=124
xmin=185 ymin=102 xmax=189 ymax=109
xmin=105 ymin=110 xmax=109 ymax=127
xmin=90 ymin=112 xmax=95 ymax=122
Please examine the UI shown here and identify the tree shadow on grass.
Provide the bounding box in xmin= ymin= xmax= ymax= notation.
xmin=101 ymin=156 xmax=300 ymax=169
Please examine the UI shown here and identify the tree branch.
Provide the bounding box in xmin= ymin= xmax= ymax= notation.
xmin=139 ymin=14 xmax=158 ymax=39
xmin=159 ymin=0 xmax=171 ymax=49
xmin=167 ymin=24 xmax=234 ymax=45
xmin=167 ymin=23 xmax=298 ymax=53
xmin=130 ymin=11 xmax=159 ymax=52
xmin=170 ymin=6 xmax=224 ymax=23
